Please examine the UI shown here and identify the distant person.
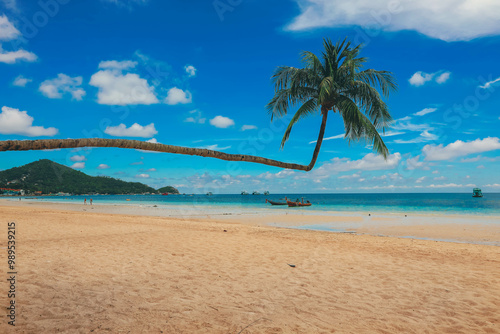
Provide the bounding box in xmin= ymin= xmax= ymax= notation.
xmin=84 ymin=198 xmax=87 ymax=205
xmin=90 ymin=198 xmax=93 ymax=205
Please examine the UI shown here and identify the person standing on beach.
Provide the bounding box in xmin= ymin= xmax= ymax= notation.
xmin=84 ymin=198 xmax=87 ymax=205
xmin=90 ymin=198 xmax=93 ymax=205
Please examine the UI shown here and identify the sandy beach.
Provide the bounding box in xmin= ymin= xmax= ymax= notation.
xmin=1 ymin=201 xmax=499 ymax=333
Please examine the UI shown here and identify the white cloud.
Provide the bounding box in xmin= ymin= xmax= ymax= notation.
xmin=185 ymin=65 xmax=196 ymax=77
xmin=135 ymin=173 xmax=150 ymax=178
xmin=0 ymin=15 xmax=19 ymax=41
xmin=70 ymin=155 xmax=86 ymax=162
xmin=97 ymin=164 xmax=110 ymax=169
xmin=434 ymin=176 xmax=446 ymax=181
xmin=201 ymin=144 xmax=231 ymax=151
xmin=414 ymin=108 xmax=437 ymax=117
xmin=338 ymin=173 xmax=361 ymax=179
xmin=146 ymin=138 xmax=158 ymax=143
xmin=90 ymin=60 xmax=159 ymax=105
xmin=0 ymin=106 xmax=58 ymax=137
xmin=409 ymin=71 xmax=451 ymax=86
xmin=184 ymin=110 xmax=206 ymax=124
xmin=436 ymin=72 xmax=451 ymax=84
xmin=409 ymin=72 xmax=434 ymax=87
xmin=460 ymin=155 xmax=482 ymax=163
xmin=381 ymin=131 xmax=405 ymax=137
xmin=210 ymin=115 xmax=235 ymax=128
xmin=104 ymin=123 xmax=158 ymax=138
xmin=99 ymin=60 xmax=137 ymax=70
xmin=310 ymin=133 xmax=344 ymax=144
xmin=146 ymin=168 xmax=156 ymax=172
xmin=0 ymin=47 xmax=37 ymax=64
xmin=241 ymin=125 xmax=257 ymax=131
xmin=393 ymin=130 xmax=438 ymax=144
xmin=416 ymin=176 xmax=426 ymax=183
xmin=423 ymin=137 xmax=500 ymax=161
xmin=286 ymin=0 xmax=500 ymax=41
xmin=39 ymin=74 xmax=86 ymax=100
xmin=0 ymin=15 xmax=37 ymax=64
xmin=12 ymin=75 xmax=31 ymax=87
xmin=317 ymin=152 xmax=401 ymax=173
xmin=70 ymin=162 xmax=85 ymax=169
xmin=479 ymin=77 xmax=500 ymax=89
xmin=405 ymin=155 xmax=427 ymax=170
xmin=165 ymin=87 xmax=192 ymax=105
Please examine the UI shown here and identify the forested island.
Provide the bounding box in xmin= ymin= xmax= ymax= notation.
xmin=0 ymin=159 xmax=179 ymax=195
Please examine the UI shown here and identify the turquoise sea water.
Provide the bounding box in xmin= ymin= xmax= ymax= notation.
xmin=25 ymin=193 xmax=500 ymax=216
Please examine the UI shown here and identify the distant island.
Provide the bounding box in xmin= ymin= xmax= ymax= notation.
xmin=0 ymin=159 xmax=179 ymax=196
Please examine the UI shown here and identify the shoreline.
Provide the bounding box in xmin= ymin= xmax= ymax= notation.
xmin=0 ymin=203 xmax=499 ymax=333
xmin=1 ymin=198 xmax=499 ymax=246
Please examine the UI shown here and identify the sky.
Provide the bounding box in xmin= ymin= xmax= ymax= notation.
xmin=0 ymin=0 xmax=499 ymax=194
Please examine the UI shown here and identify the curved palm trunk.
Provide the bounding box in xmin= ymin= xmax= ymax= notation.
xmin=305 ymin=108 xmax=329 ymax=171
xmin=0 ymin=138 xmax=311 ymax=171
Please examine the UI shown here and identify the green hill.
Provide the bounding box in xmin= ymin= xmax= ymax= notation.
xmin=0 ymin=159 xmax=163 ymax=195
xmin=157 ymin=186 xmax=180 ymax=194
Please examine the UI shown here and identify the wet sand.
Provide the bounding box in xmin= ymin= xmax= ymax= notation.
xmin=0 ymin=201 xmax=499 ymax=333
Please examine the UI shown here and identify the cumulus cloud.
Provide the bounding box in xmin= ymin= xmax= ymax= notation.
xmin=39 ymin=74 xmax=86 ymax=100
xmin=90 ymin=60 xmax=159 ymax=105
xmin=241 ymin=125 xmax=257 ymax=131
xmin=12 ymin=75 xmax=31 ymax=87
xmin=70 ymin=155 xmax=86 ymax=162
xmin=210 ymin=115 xmax=235 ymax=128
xmin=70 ymin=162 xmax=85 ymax=169
xmin=135 ymin=173 xmax=150 ymax=178
xmin=165 ymin=87 xmax=192 ymax=105
xmin=423 ymin=137 xmax=500 ymax=161
xmin=435 ymin=72 xmax=451 ymax=84
xmin=316 ymin=152 xmax=402 ymax=173
xmin=409 ymin=71 xmax=451 ymax=86
xmin=0 ymin=106 xmax=58 ymax=137
xmin=0 ymin=15 xmax=19 ymax=40
xmin=98 ymin=164 xmax=110 ymax=169
xmin=0 ymin=16 xmax=37 ymax=63
xmin=0 ymin=47 xmax=37 ymax=64
xmin=185 ymin=65 xmax=196 ymax=77
xmin=286 ymin=0 xmax=500 ymax=41
xmin=104 ymin=123 xmax=158 ymax=138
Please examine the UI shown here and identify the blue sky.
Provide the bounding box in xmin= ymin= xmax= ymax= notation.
xmin=0 ymin=0 xmax=499 ymax=194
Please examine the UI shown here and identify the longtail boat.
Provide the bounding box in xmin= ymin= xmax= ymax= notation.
xmin=287 ymin=198 xmax=312 ymax=207
xmin=266 ymin=199 xmax=287 ymax=206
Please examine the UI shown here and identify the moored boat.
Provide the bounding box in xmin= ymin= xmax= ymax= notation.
xmin=287 ymin=198 xmax=312 ymax=207
xmin=266 ymin=199 xmax=287 ymax=206
xmin=472 ymin=188 xmax=483 ymax=198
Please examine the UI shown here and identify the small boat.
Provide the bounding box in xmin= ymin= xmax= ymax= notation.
xmin=206 ymin=192 xmax=213 ymax=196
xmin=266 ymin=199 xmax=287 ymax=206
xmin=241 ymin=191 xmax=249 ymax=195
xmin=472 ymin=188 xmax=483 ymax=198
xmin=252 ymin=191 xmax=260 ymax=195
xmin=287 ymin=198 xmax=312 ymax=207
xmin=263 ymin=191 xmax=270 ymax=195
xmin=162 ymin=193 xmax=169 ymax=196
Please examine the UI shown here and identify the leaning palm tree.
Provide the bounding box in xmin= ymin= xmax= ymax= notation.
xmin=0 ymin=38 xmax=396 ymax=172
xmin=267 ymin=38 xmax=398 ymax=171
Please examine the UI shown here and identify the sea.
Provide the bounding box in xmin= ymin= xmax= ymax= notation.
xmin=22 ymin=192 xmax=500 ymax=216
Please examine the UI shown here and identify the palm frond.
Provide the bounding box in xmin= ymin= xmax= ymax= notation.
xmin=336 ymin=95 xmax=389 ymax=158
xmin=280 ymin=98 xmax=318 ymax=148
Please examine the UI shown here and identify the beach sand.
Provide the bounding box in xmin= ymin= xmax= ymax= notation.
xmin=0 ymin=202 xmax=499 ymax=333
